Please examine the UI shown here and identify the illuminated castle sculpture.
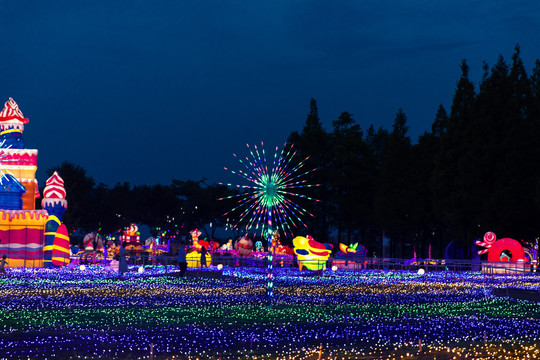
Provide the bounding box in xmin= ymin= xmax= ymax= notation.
xmin=0 ymin=98 xmax=69 ymax=267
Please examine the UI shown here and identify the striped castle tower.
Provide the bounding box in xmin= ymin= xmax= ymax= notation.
xmin=42 ymin=172 xmax=70 ymax=267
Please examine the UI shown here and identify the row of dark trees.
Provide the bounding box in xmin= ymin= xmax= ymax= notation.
xmin=44 ymin=46 xmax=540 ymax=259
xmin=289 ymin=45 xmax=540 ymax=259
xmin=39 ymin=163 xmax=234 ymax=244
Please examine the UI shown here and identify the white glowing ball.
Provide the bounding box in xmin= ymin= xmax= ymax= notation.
xmin=332 ymin=265 xmax=338 ymax=272
xmin=418 ymin=268 xmax=425 ymax=275
xmin=217 ymin=264 xmax=223 ymax=270
xmin=79 ymin=264 xmax=86 ymax=271
xmin=138 ymin=266 xmax=145 ymax=274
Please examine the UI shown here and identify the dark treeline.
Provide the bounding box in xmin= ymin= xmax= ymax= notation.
xmin=289 ymin=45 xmax=540 ymax=259
xmin=39 ymin=162 xmax=234 ymax=245
xmin=44 ymin=46 xmax=540 ymax=259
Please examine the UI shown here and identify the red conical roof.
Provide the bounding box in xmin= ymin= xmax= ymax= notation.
xmin=0 ymin=98 xmax=29 ymax=123
xmin=43 ymin=171 xmax=66 ymax=199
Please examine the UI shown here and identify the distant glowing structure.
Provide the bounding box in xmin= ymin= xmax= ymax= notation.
xmin=220 ymin=142 xmax=319 ymax=306
xmin=120 ymin=223 xmax=140 ymax=244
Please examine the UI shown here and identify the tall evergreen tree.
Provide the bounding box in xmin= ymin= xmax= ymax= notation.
xmin=409 ymin=105 xmax=448 ymax=258
xmin=366 ymin=125 xmax=389 ymax=168
xmin=470 ymin=47 xmax=538 ymax=240
xmin=432 ymin=60 xmax=476 ymax=247
xmin=375 ymin=109 xmax=413 ymax=258
xmin=531 ymin=59 xmax=540 ymax=102
xmin=363 ymin=125 xmax=389 ymax=256
xmin=432 ymin=105 xmax=448 ymax=137
xmin=329 ymin=112 xmax=372 ymax=244
xmin=287 ymin=99 xmax=331 ymax=242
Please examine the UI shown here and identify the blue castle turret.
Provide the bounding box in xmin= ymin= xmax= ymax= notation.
xmin=0 ymin=173 xmax=26 ymax=210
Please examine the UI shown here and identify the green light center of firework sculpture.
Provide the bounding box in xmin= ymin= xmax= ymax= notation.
xmin=219 ymin=142 xmax=319 ymax=307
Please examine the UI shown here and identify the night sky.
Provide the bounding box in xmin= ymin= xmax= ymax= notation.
xmin=1 ymin=1 xmax=540 ymax=186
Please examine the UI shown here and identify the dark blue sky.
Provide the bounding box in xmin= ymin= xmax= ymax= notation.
xmin=2 ymin=1 xmax=540 ymax=186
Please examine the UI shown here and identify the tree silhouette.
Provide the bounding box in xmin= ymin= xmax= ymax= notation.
xmin=288 ymin=98 xmax=331 ymax=243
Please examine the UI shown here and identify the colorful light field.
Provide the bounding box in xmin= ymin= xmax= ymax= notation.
xmin=0 ymin=267 xmax=539 ymax=359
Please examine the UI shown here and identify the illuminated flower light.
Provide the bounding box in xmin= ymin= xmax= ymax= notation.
xmin=220 ymin=142 xmax=319 ymax=305
xmin=219 ymin=142 xmax=319 ymax=237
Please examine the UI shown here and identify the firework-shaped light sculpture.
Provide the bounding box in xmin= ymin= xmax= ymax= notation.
xmin=219 ymin=142 xmax=319 ymax=307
